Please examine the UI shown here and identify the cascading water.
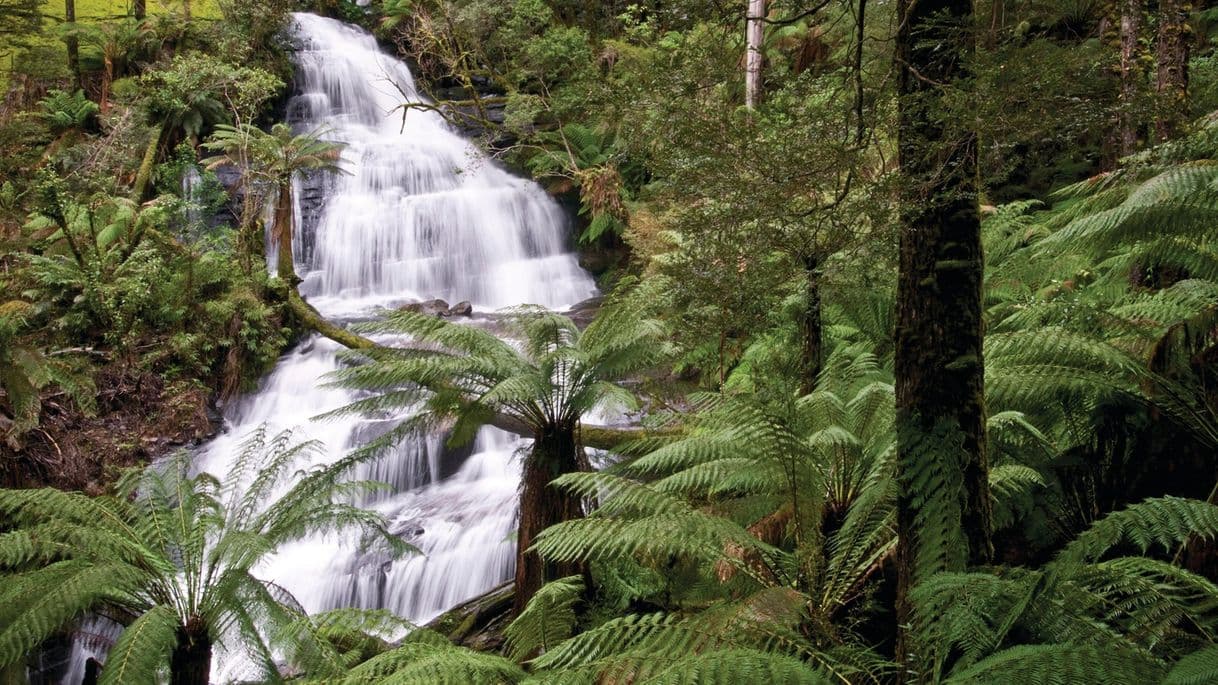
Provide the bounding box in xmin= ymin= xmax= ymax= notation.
xmin=76 ymin=12 xmax=595 ymax=682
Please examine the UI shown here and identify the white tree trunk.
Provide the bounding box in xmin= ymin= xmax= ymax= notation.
xmin=746 ymin=0 xmax=766 ymax=109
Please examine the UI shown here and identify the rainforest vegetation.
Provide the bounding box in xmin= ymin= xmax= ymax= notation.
xmin=4 ymin=0 xmax=1218 ymax=683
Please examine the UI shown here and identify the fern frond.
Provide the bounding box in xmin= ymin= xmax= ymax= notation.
xmin=505 ymin=576 xmax=583 ymax=661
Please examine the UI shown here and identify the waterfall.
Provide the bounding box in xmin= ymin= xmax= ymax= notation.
xmin=151 ymin=12 xmax=593 ymax=682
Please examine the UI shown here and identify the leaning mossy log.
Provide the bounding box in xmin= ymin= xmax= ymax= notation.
xmin=426 ymin=581 xmax=515 ymax=653
xmin=286 ymin=289 xmax=376 ymax=350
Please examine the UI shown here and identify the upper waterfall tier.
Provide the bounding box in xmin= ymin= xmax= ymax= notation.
xmin=287 ymin=13 xmax=596 ymax=315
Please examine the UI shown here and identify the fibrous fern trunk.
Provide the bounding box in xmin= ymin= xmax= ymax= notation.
xmin=893 ymin=0 xmax=992 ymax=668
xmin=170 ymin=619 xmax=211 ymax=685
xmin=515 ymin=424 xmax=585 ymax=615
xmin=800 ymin=253 xmax=823 ymax=395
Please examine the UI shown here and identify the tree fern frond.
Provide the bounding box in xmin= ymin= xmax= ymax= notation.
xmin=1055 ymin=497 xmax=1218 ymax=565
xmin=505 ymin=576 xmax=583 ymax=661
xmin=97 ymin=605 xmax=178 ymax=685
xmin=942 ymin=643 xmax=1165 ymax=684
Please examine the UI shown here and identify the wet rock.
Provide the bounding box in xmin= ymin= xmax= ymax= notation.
xmin=566 ymin=296 xmax=604 ymax=329
xmin=401 ymin=298 xmax=450 ymax=317
xmin=449 ymin=301 xmax=473 ymax=317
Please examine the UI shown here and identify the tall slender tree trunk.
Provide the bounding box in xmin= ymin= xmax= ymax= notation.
xmin=133 ymin=0 xmax=146 ymax=20
xmin=514 ymin=423 xmax=584 ymax=615
xmin=799 ymin=253 xmax=823 ymax=396
xmin=169 ymin=619 xmax=211 ymax=685
xmin=65 ymin=0 xmax=81 ymax=90
xmin=1156 ymin=0 xmax=1191 ymax=141
xmin=893 ymin=0 xmax=992 ymax=667
xmin=183 ymin=0 xmax=192 ymax=21
xmin=1119 ymin=0 xmax=1145 ymax=156
xmin=745 ymin=0 xmax=765 ymax=108
xmin=273 ymin=183 xmax=297 ymax=283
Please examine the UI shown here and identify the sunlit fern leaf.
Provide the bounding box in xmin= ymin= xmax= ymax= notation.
xmin=1164 ymin=645 xmax=1218 ymax=685
xmin=942 ymin=643 xmax=1166 ymax=684
xmin=638 ymin=648 xmax=834 ymax=685
xmin=97 ymin=604 xmax=177 ymax=685
xmin=1055 ymin=497 xmax=1218 ymax=565
xmin=334 ymin=642 xmax=527 ymax=684
xmin=505 ymin=576 xmax=583 ymax=662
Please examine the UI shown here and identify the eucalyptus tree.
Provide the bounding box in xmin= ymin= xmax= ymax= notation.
xmin=0 ymin=428 xmax=410 ymax=684
xmin=203 ymin=123 xmax=344 ymax=281
xmin=325 ymin=303 xmax=667 ymax=614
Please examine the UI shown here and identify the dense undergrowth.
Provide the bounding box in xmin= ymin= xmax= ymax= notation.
xmin=3 ymin=0 xmax=1218 ymax=683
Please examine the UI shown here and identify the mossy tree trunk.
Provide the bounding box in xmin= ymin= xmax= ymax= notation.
xmin=1119 ymin=0 xmax=1145 ymax=156
xmin=1156 ymin=0 xmax=1191 ymax=142
xmin=893 ymin=0 xmax=992 ymax=667
xmin=133 ymin=0 xmax=146 ymax=20
xmin=514 ymin=422 xmax=585 ymax=616
xmin=799 ymin=253 xmax=823 ymax=396
xmin=65 ymin=0 xmax=80 ymax=90
xmin=169 ymin=618 xmax=211 ymax=685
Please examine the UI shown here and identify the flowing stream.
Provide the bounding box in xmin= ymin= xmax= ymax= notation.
xmin=68 ymin=12 xmax=596 ymax=683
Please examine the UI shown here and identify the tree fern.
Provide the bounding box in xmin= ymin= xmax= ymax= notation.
xmin=505 ymin=576 xmax=583 ymax=661
xmin=0 ymin=428 xmax=409 ymax=682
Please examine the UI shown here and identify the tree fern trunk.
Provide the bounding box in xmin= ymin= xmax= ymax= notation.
xmin=133 ymin=0 xmax=146 ymax=20
xmin=1155 ymin=0 xmax=1191 ymax=142
xmin=169 ymin=619 xmax=211 ymax=685
xmin=274 ymin=183 xmax=297 ymax=283
xmin=800 ymin=253 xmax=822 ymax=395
xmin=514 ymin=423 xmax=584 ymax=616
xmin=893 ymin=0 xmax=992 ymax=668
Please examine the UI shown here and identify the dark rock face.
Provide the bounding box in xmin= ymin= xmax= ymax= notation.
xmin=449 ymin=300 xmax=473 ymax=317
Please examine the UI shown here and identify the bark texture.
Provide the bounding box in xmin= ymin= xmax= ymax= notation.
xmin=1119 ymin=0 xmax=1144 ymax=156
xmin=893 ymin=0 xmax=992 ymax=661
xmin=800 ymin=253 xmax=823 ymax=395
xmin=273 ymin=183 xmax=297 ymax=283
xmin=65 ymin=0 xmax=80 ymax=89
xmin=514 ymin=424 xmax=585 ymax=615
xmin=169 ymin=619 xmax=211 ymax=685
xmin=745 ymin=0 xmax=766 ymax=108
xmin=133 ymin=0 xmax=146 ymax=20
xmin=1156 ymin=0 xmax=1191 ymax=141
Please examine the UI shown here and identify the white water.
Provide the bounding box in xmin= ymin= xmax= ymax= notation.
xmin=62 ymin=12 xmax=596 ymax=684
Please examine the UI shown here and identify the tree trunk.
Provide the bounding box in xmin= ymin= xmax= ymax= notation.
xmin=65 ymin=0 xmax=80 ymax=90
xmin=745 ymin=0 xmax=765 ymax=109
xmin=133 ymin=0 xmax=146 ymax=20
xmin=1155 ymin=0 xmax=1191 ymax=141
xmin=169 ymin=619 xmax=211 ymax=685
xmin=273 ymin=183 xmax=297 ymax=283
xmin=1119 ymin=0 xmax=1144 ymax=156
xmin=133 ymin=123 xmax=164 ymax=202
xmin=893 ymin=0 xmax=992 ymax=667
xmin=799 ymin=253 xmax=823 ymax=395
xmin=514 ymin=423 xmax=585 ymax=615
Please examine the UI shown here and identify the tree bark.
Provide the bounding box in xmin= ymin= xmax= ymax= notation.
xmin=169 ymin=619 xmax=211 ymax=685
xmin=514 ymin=423 xmax=585 ymax=615
xmin=799 ymin=253 xmax=823 ymax=395
xmin=745 ymin=0 xmax=766 ymax=109
xmin=1119 ymin=0 xmax=1145 ymax=156
xmin=893 ymin=0 xmax=992 ymax=665
xmin=273 ymin=183 xmax=297 ymax=283
xmin=133 ymin=0 xmax=146 ymax=20
xmin=65 ymin=0 xmax=80 ymax=90
xmin=1155 ymin=0 xmax=1191 ymax=141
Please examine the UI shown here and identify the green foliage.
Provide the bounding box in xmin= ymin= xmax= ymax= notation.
xmin=38 ymin=90 xmax=99 ymax=134
xmin=504 ymin=575 xmax=583 ymax=660
xmin=0 ymin=427 xmax=412 ymax=680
